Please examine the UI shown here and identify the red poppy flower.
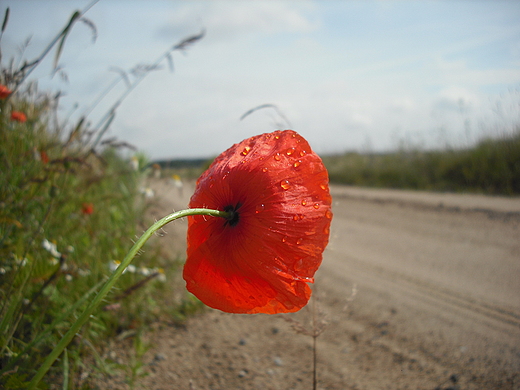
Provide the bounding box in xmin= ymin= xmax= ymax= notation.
xmin=10 ymin=111 xmax=27 ymax=123
xmin=40 ymin=150 xmax=49 ymax=164
xmin=0 ymin=85 xmax=11 ymax=99
xmin=81 ymin=202 xmax=94 ymax=215
xmin=184 ymin=130 xmax=332 ymax=314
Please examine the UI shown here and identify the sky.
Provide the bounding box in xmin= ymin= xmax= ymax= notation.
xmin=1 ymin=0 xmax=520 ymax=160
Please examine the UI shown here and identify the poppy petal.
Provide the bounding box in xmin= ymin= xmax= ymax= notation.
xmin=184 ymin=130 xmax=332 ymax=314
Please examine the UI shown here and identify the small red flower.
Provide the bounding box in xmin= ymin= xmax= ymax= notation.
xmin=0 ymin=85 xmax=11 ymax=99
xmin=10 ymin=111 xmax=27 ymax=123
xmin=81 ymin=202 xmax=94 ymax=215
xmin=184 ymin=130 xmax=332 ymax=314
xmin=40 ymin=151 xmax=49 ymax=164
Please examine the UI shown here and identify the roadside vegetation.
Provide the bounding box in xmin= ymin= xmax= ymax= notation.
xmin=0 ymin=5 xmax=202 ymax=389
xmin=323 ymin=129 xmax=520 ymax=195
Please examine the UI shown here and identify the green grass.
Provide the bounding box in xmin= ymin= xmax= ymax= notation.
xmin=323 ymin=129 xmax=520 ymax=195
xmin=0 ymin=5 xmax=205 ymax=388
xmin=0 ymin=85 xmax=173 ymax=387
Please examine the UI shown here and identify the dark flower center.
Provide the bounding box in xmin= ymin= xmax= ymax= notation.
xmin=224 ymin=203 xmax=242 ymax=227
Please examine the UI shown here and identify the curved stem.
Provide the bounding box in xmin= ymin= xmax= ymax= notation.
xmin=27 ymin=208 xmax=229 ymax=389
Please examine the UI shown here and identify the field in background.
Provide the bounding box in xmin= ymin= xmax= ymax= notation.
xmin=158 ymin=128 xmax=520 ymax=196
xmin=323 ymin=129 xmax=520 ymax=195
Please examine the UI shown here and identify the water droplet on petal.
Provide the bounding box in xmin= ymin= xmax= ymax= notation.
xmin=282 ymin=236 xmax=288 ymax=243
xmin=293 ymin=215 xmax=299 ymax=221
xmin=320 ymin=183 xmax=327 ymax=190
xmin=299 ymin=150 xmax=307 ymax=157
xmin=280 ymin=180 xmax=290 ymax=190
xmin=286 ymin=147 xmax=295 ymax=156
xmin=301 ymin=199 xmax=307 ymax=206
xmin=313 ymin=203 xmax=320 ymax=209
xmin=274 ymin=153 xmax=281 ymax=161
xmin=241 ymin=146 xmax=251 ymax=156
xmin=262 ymin=167 xmax=268 ymax=172
xmin=325 ymin=209 xmax=332 ymax=219
xmin=324 ymin=226 xmax=330 ymax=234
xmin=255 ymin=204 xmax=265 ymax=214
xmin=293 ymin=160 xmax=302 ymax=168
xmin=296 ymin=237 xmax=303 ymax=245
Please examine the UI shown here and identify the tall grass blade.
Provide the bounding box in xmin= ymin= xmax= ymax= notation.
xmin=1 ymin=7 xmax=9 ymax=34
xmin=90 ymin=110 xmax=116 ymax=151
xmin=8 ymin=0 xmax=99 ymax=95
xmin=166 ymin=52 xmax=174 ymax=73
xmin=80 ymin=16 xmax=98 ymax=43
xmin=53 ymin=11 xmax=80 ymax=71
xmin=0 ymin=279 xmax=106 ymax=376
xmin=62 ymin=348 xmax=69 ymax=390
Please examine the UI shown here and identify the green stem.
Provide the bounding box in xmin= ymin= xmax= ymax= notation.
xmin=27 ymin=208 xmax=228 ymax=389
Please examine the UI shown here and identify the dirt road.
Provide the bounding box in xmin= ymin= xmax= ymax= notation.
xmin=102 ymin=180 xmax=520 ymax=390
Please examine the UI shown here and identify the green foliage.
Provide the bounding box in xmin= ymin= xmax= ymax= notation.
xmin=324 ymin=129 xmax=520 ymax=195
xmin=0 ymin=4 xmax=207 ymax=387
xmin=0 ymin=84 xmax=163 ymax=386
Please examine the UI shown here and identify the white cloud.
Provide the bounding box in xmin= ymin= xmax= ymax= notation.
xmin=157 ymin=1 xmax=318 ymax=44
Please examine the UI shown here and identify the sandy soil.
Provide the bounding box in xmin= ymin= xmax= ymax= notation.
xmin=94 ymin=179 xmax=520 ymax=390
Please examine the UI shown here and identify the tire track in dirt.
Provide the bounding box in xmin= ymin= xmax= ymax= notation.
xmin=336 ymin=254 xmax=520 ymax=331
xmin=320 ymin=187 xmax=520 ymax=389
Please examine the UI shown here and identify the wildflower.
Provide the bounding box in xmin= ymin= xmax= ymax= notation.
xmin=109 ymin=260 xmax=121 ymax=272
xmin=40 ymin=150 xmax=49 ymax=164
xmin=10 ymin=111 xmax=27 ymax=123
xmin=171 ymin=174 xmax=183 ymax=196
xmin=139 ymin=187 xmax=154 ymax=198
xmin=130 ymin=156 xmax=139 ymax=171
xmin=184 ymin=130 xmax=332 ymax=314
xmin=81 ymin=202 xmax=94 ymax=215
xmin=0 ymin=84 xmax=11 ymax=99
xmin=42 ymin=239 xmax=61 ymax=258
xmin=109 ymin=260 xmax=134 ymax=274
xmin=156 ymin=268 xmax=166 ymax=282
xmin=139 ymin=266 xmax=152 ymax=276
